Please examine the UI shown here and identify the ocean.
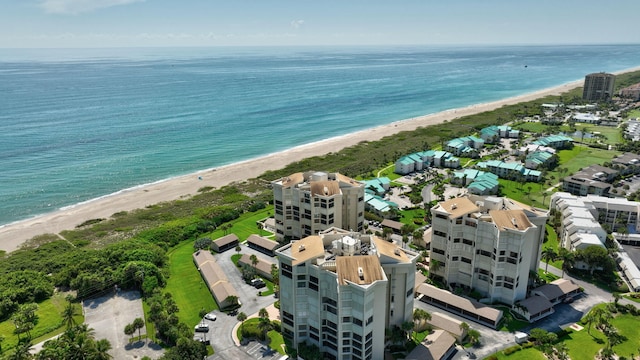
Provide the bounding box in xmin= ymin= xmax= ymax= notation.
xmin=1 ymin=44 xmax=640 ymax=226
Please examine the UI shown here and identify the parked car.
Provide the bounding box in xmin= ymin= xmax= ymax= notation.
xmin=194 ymin=323 xmax=209 ymax=332
xmin=204 ymin=312 xmax=217 ymax=321
xmin=251 ymin=278 xmax=266 ymax=289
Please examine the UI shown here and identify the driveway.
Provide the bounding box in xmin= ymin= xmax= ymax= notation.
xmin=206 ymin=243 xmax=278 ymax=359
xmin=83 ymin=291 xmax=163 ymax=359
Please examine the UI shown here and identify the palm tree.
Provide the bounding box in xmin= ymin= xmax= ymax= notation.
xmin=557 ymin=248 xmax=575 ymax=278
xmin=467 ymin=329 xmax=481 ymax=346
xmin=250 ymin=254 xmax=259 ymax=271
xmin=459 ymin=322 xmax=470 ymax=338
xmin=401 ymin=321 xmax=415 ymax=342
xmin=429 ymin=259 xmax=442 ymax=277
xmin=258 ymin=308 xmax=269 ymax=321
xmin=124 ymin=324 xmax=135 ymax=342
xmin=132 ymin=317 xmax=145 ymax=341
xmin=412 ymin=309 xmax=431 ymax=331
xmin=61 ymin=296 xmax=78 ymax=330
xmin=237 ymin=312 xmax=247 ymax=333
xmin=235 ymin=244 xmax=242 ymax=256
xmin=94 ymin=339 xmax=113 ymax=360
xmin=542 ymin=191 xmax=548 ymax=206
xmin=541 ymin=248 xmax=557 ymax=273
xmin=8 ymin=341 xmax=32 ymax=360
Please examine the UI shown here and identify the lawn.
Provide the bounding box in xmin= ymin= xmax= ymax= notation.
xmin=554 ymin=145 xmax=619 ymax=176
xmin=497 ymin=179 xmax=547 ymax=207
xmin=627 ymin=109 xmax=640 ymax=119
xmin=542 ymin=225 xmax=563 ymax=268
xmin=0 ymin=292 xmax=83 ymax=353
xmin=399 ymin=208 xmax=426 ymax=226
xmin=237 ymin=318 xmax=285 ymax=354
xmin=487 ymin=347 xmax=547 ymax=360
xmin=496 ymin=306 xmax=529 ymax=332
xmin=164 ymin=241 xmax=217 ymax=327
xmin=213 ymin=206 xmax=274 ymax=241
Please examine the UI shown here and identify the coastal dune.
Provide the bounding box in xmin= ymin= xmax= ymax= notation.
xmin=0 ymin=76 xmax=618 ymax=253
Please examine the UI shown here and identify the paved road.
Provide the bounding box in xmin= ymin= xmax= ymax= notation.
xmin=205 ymin=243 xmax=278 ymax=360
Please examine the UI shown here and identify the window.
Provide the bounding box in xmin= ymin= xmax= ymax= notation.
xmin=366 ymin=316 xmax=373 ymax=325
xmin=343 ymin=317 xmax=351 ymax=323
xmin=436 ymin=213 xmax=448 ymax=220
xmin=463 ymin=239 xmax=474 ymax=246
xmin=432 ymin=248 xmax=445 ymax=255
xmin=461 ymin=257 xmax=472 ymax=264
xmin=406 ymin=288 xmax=414 ymax=297
xmin=452 ymin=256 xmax=459 ymax=261
xmin=353 ymin=318 xmax=363 ymax=327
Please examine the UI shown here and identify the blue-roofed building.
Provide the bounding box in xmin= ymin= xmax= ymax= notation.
xmin=532 ymin=134 xmax=573 ymax=149
xmin=480 ymin=125 xmax=520 ymax=143
xmin=467 ymin=173 xmax=500 ymax=195
xmin=476 ymin=160 xmax=542 ymax=182
xmin=525 ymin=151 xmax=555 ymax=169
xmin=451 ymin=169 xmax=485 ymax=186
xmin=363 ymin=177 xmax=391 ymax=195
xmin=395 ymin=155 xmax=418 ymax=175
xmin=444 ymin=136 xmax=484 ymax=158
xmin=364 ymin=193 xmax=398 ymax=216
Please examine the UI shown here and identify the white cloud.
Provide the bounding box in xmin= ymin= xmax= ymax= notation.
xmin=39 ymin=0 xmax=145 ymax=14
xmin=290 ymin=20 xmax=304 ymax=29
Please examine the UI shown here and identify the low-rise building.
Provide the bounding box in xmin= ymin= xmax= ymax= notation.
xmin=476 ymin=160 xmax=542 ymax=182
xmin=444 ymin=136 xmax=485 ymax=158
xmin=193 ymin=250 xmax=240 ymax=309
xmin=525 ymin=151 xmax=555 ymax=169
xmin=480 ymin=125 xmax=520 ymax=143
xmin=562 ymin=165 xmax=618 ymax=197
xmin=211 ymin=233 xmax=239 ymax=253
xmin=532 ymin=134 xmax=573 ymax=149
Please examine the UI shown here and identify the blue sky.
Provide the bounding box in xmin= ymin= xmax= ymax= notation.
xmin=1 ymin=0 xmax=638 ymax=48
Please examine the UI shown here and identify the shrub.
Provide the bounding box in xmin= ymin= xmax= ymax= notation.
xmin=503 ymin=345 xmax=522 ymax=355
xmin=486 ymin=355 xmax=498 ymax=360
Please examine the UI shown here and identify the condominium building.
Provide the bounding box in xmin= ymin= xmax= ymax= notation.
xmin=583 ymin=72 xmax=616 ymax=101
xmin=429 ymin=195 xmax=548 ymax=305
xmin=276 ymin=228 xmax=418 ymax=360
xmin=272 ymin=171 xmax=365 ymax=241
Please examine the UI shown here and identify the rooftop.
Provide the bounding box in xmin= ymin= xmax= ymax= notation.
xmin=336 ymin=255 xmax=385 ymax=286
xmin=490 ymin=209 xmax=534 ymax=231
xmin=435 ymin=197 xmax=479 ymax=219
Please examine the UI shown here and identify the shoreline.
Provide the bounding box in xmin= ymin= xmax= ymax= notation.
xmin=1 ymin=67 xmax=639 ymax=253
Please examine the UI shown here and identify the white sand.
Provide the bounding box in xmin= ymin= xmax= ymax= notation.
xmin=1 ymin=68 xmax=638 ymax=253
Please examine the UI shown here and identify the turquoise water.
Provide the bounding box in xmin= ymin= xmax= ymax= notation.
xmin=1 ymin=45 xmax=640 ymax=225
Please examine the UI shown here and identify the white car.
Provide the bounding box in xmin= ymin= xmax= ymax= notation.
xmin=204 ymin=312 xmax=217 ymax=321
xmin=194 ymin=323 xmax=209 ymax=332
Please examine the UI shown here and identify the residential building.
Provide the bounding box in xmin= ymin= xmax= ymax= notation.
xmin=532 ymin=134 xmax=573 ymax=149
xmin=572 ymin=113 xmax=601 ymax=124
xmin=514 ymin=144 xmax=556 ymax=156
xmin=272 ymin=171 xmax=365 ymax=241
xmin=276 ymin=228 xmax=418 ymax=360
xmin=480 ymin=125 xmax=520 ymax=144
xmin=193 ymin=250 xmax=240 ymax=309
xmin=551 ymin=192 xmax=640 ymax=248
xmin=429 ymin=195 xmax=548 ymax=305
xmin=525 ymin=151 xmax=555 ymax=170
xmin=450 ymin=169 xmax=499 ymax=195
xmin=583 ymin=72 xmax=616 ymax=101
xmin=626 ymin=120 xmax=640 ymax=141
xmin=561 ymin=165 xmax=618 ymax=196
xmin=363 ymin=193 xmax=397 ymax=217
xmin=619 ymin=83 xmax=640 ymax=101
xmin=476 ymin=160 xmax=542 ymax=182
xmin=444 ymin=136 xmax=485 ymax=158
xmin=611 ymin=152 xmax=640 ymax=175
xmin=211 ymin=234 xmax=239 ymax=253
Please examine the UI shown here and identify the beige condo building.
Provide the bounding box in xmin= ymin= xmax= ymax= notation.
xmin=272 ymin=171 xmax=365 ymax=241
xmin=276 ymin=228 xmax=418 ymax=360
xmin=582 ymin=72 xmax=616 ymax=101
xmin=430 ymin=195 xmax=548 ymax=305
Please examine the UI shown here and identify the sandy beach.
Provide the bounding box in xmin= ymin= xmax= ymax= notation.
xmin=0 ymin=68 xmax=637 ymax=253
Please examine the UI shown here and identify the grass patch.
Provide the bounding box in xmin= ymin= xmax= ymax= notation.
xmin=626 ymin=109 xmax=640 ymax=119
xmin=623 ymin=294 xmax=640 ymax=303
xmin=542 ymin=224 xmax=563 ymax=268
xmin=165 ymin=241 xmax=217 ymax=327
xmin=399 ymin=208 xmax=426 ymax=226
xmin=0 ymin=292 xmax=83 ymax=352
xmin=489 ymin=347 xmax=547 ymax=360
xmin=538 ymin=269 xmax=560 ymax=283
xmin=496 ymin=306 xmax=529 ymax=332
xmin=267 ymin=329 xmax=286 ymax=355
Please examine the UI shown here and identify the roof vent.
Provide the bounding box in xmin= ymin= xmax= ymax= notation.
xmin=358 ymin=267 xmax=364 ymax=280
xmin=394 ymin=248 xmax=401 ymax=256
xmin=299 ymin=244 xmax=306 ymax=252
xmin=511 ymin=218 xmax=518 ymax=228
xmin=451 ymin=203 xmax=457 ymax=210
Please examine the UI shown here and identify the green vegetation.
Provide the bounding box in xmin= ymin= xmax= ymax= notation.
xmin=485 ymin=347 xmax=547 ymax=360
xmin=0 ymin=292 xmax=83 ymax=353
xmin=164 ymin=241 xmax=217 ymax=327
xmin=496 ymin=307 xmax=529 ymax=332
xmin=627 ymin=109 xmax=640 ymax=119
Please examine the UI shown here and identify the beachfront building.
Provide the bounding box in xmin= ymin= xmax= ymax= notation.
xmin=531 ymin=134 xmax=573 ymax=149
xmin=193 ymin=250 xmax=240 ymax=310
xmin=429 ymin=195 xmax=548 ymax=305
xmin=444 ymin=136 xmax=485 ymax=158
xmin=364 ymin=193 xmax=398 ymax=217
xmin=561 ymin=165 xmax=618 ymax=197
xmin=475 ymin=160 xmax=542 ymax=182
xmin=450 ymin=169 xmax=499 ymax=196
xmin=394 ymin=150 xmax=460 ymax=175
xmin=480 ymin=125 xmax=520 ymax=144
xmin=362 ymin=177 xmax=391 ymax=196
xmin=276 ymin=228 xmax=419 ymax=360
xmin=583 ymin=72 xmax=616 ymax=101
xmin=272 ymin=171 xmax=365 ymax=242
